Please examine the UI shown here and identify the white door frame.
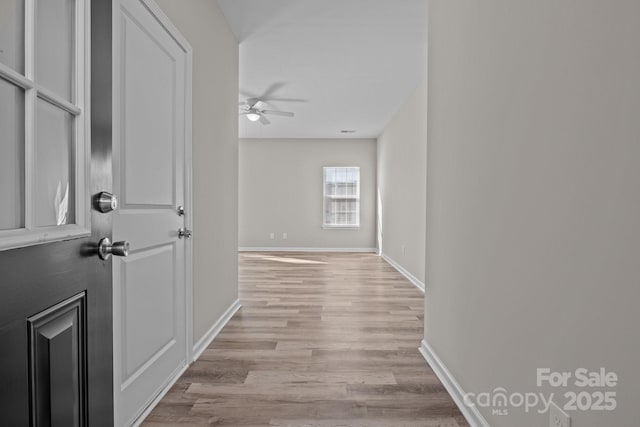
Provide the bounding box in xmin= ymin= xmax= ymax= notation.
xmin=112 ymin=0 xmax=193 ymax=424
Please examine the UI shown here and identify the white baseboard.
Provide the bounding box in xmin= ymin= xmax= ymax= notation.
xmin=381 ymin=253 xmax=425 ymax=292
xmin=238 ymin=247 xmax=377 ymax=253
xmin=191 ymin=298 xmax=242 ymax=362
xmin=419 ymin=340 xmax=491 ymax=427
xmin=132 ymin=298 xmax=241 ymax=426
xmin=131 ymin=362 xmax=189 ymax=427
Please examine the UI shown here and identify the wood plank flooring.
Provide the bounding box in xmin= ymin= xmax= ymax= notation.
xmin=143 ymin=252 xmax=469 ymax=427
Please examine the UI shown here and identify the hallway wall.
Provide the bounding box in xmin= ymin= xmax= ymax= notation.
xmin=377 ymin=79 xmax=428 ymax=287
xmin=239 ymin=138 xmax=377 ymax=251
xmin=156 ymin=0 xmax=239 ymax=347
xmin=425 ymin=1 xmax=640 ymax=426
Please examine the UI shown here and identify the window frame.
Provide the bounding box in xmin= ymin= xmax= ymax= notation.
xmin=0 ymin=0 xmax=90 ymax=251
xmin=322 ymin=166 xmax=361 ymax=229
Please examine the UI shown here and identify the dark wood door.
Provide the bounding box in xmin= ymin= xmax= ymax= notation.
xmin=0 ymin=1 xmax=114 ymax=425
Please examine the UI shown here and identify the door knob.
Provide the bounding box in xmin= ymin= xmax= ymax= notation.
xmin=178 ymin=228 xmax=192 ymax=239
xmin=98 ymin=237 xmax=130 ymax=260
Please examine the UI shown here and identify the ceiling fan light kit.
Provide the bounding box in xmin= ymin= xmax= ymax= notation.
xmin=246 ymin=112 xmax=261 ymax=121
xmin=239 ymin=95 xmax=296 ymax=125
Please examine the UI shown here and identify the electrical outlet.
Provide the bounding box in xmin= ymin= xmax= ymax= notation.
xmin=282 ymin=232 xmax=287 ymax=240
xmin=549 ymin=401 xmax=570 ymax=427
xmin=402 ymin=245 xmax=406 ymax=255
xmin=269 ymin=232 xmax=275 ymax=240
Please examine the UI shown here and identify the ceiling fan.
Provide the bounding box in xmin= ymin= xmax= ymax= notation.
xmin=239 ymin=97 xmax=295 ymax=125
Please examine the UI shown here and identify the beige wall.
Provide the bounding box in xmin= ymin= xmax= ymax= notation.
xmin=426 ymin=1 xmax=640 ymax=426
xmin=156 ymin=0 xmax=239 ymax=346
xmin=377 ymin=79 xmax=427 ymax=285
xmin=239 ymin=139 xmax=377 ymax=250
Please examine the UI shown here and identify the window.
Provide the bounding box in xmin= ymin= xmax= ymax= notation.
xmin=323 ymin=167 xmax=360 ymax=228
xmin=0 ymin=0 xmax=89 ymax=250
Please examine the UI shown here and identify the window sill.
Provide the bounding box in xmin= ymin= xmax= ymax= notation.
xmin=0 ymin=225 xmax=91 ymax=251
xmin=322 ymin=225 xmax=361 ymax=230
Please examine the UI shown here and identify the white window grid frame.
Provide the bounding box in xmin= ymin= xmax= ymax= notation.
xmin=0 ymin=0 xmax=91 ymax=251
xmin=322 ymin=166 xmax=361 ymax=229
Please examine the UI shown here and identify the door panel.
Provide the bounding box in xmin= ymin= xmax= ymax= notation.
xmin=28 ymin=293 xmax=86 ymax=427
xmin=0 ymin=0 xmax=115 ymax=425
xmin=113 ymin=0 xmax=189 ymax=425
xmin=0 ymin=241 xmax=112 ymax=426
xmin=121 ymin=244 xmax=177 ymax=377
xmin=121 ymin=9 xmax=176 ymax=206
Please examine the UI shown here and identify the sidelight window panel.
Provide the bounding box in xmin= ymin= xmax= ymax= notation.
xmin=0 ymin=78 xmax=25 ymax=230
xmin=0 ymin=0 xmax=25 ymax=73
xmin=0 ymin=0 xmax=88 ymax=250
xmin=34 ymin=99 xmax=75 ymax=227
xmin=35 ymin=0 xmax=75 ymax=101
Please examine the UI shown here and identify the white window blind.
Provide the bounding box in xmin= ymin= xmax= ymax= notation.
xmin=323 ymin=166 xmax=360 ymax=228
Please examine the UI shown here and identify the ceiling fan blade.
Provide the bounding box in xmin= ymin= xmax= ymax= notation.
xmin=259 ymin=115 xmax=271 ymax=125
xmin=263 ymin=98 xmax=308 ymax=103
xmin=262 ymin=110 xmax=294 ymax=117
xmin=246 ymin=97 xmax=261 ymax=108
xmin=260 ymin=82 xmax=286 ymax=100
xmin=240 ymin=89 xmax=258 ymax=99
xmin=253 ymin=100 xmax=270 ymax=110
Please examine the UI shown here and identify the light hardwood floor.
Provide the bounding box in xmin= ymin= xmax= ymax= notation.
xmin=143 ymin=252 xmax=469 ymax=427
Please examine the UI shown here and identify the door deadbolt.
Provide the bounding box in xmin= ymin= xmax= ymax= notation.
xmin=94 ymin=192 xmax=118 ymax=213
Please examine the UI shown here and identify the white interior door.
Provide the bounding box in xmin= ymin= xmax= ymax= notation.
xmin=112 ymin=1 xmax=192 ymax=425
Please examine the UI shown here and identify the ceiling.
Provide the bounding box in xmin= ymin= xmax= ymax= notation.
xmin=217 ymin=0 xmax=427 ymax=139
